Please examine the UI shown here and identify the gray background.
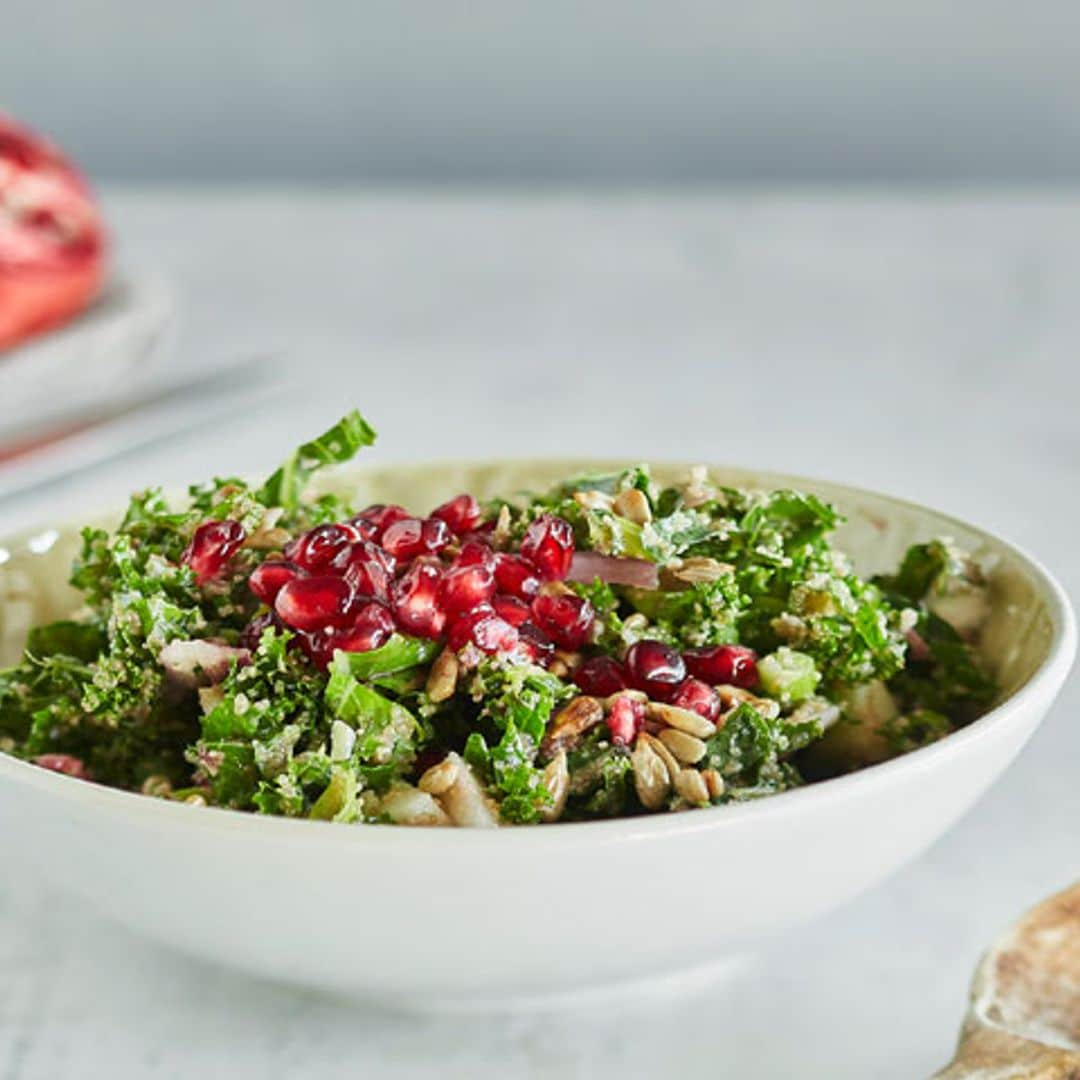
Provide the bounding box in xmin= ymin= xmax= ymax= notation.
xmin=4 ymin=0 xmax=1080 ymax=184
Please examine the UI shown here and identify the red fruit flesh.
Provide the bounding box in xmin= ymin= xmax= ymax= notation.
xmin=447 ymin=605 xmax=519 ymax=654
xmin=183 ymin=520 xmax=247 ymax=585
xmin=334 ymin=540 xmax=395 ymax=602
xmin=381 ymin=516 xmax=452 ymax=561
xmin=493 ymin=553 xmax=541 ymax=599
xmin=492 ymin=594 xmax=530 ymax=627
xmin=288 ymin=523 xmax=358 ymax=571
xmin=517 ymin=622 xmax=555 ymax=665
xmin=33 ymin=753 xmax=91 ymax=779
xmin=439 ymin=563 xmax=495 ymax=615
xmin=625 ymin=639 xmax=686 ymax=702
xmin=274 ymin=575 xmax=355 ymax=632
xmin=574 ymin=655 xmax=628 ymax=696
xmin=392 ymin=560 xmax=447 ymax=639
xmin=455 ymin=541 xmax=496 ymax=572
xmin=670 ymin=677 xmax=721 ymax=722
xmin=530 ymin=592 xmax=595 ymax=650
xmin=0 ymin=114 xmax=106 ymax=351
xmin=350 ymin=504 xmax=411 ymax=540
xmin=248 ymin=560 xmax=302 ymax=604
xmin=431 ymin=494 xmax=482 ymax=534
xmin=240 ymin=610 xmax=278 ymax=651
xmin=520 ymin=514 xmax=575 ymax=581
xmin=607 ymin=695 xmax=646 ymax=746
xmin=682 ymin=644 xmax=758 ymax=689
xmin=329 ymin=601 xmax=395 ymax=654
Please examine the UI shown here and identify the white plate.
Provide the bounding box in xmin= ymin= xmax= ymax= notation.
xmin=0 ymin=462 xmax=1074 ymax=1011
xmin=0 ymin=275 xmax=172 ymax=445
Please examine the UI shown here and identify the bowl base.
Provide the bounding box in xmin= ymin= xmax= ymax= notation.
xmin=351 ymin=954 xmax=750 ymax=1016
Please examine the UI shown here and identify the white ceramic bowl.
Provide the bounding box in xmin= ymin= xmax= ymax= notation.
xmin=0 ymin=462 xmax=1074 ymax=1011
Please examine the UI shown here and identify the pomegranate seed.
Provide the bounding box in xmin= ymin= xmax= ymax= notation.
xmin=574 ymin=655 xmax=628 ymax=696
xmin=531 ymin=593 xmax=595 ymax=650
xmin=392 ymin=560 xmax=447 ymax=639
xmin=439 ymin=563 xmax=495 ymax=615
xmin=455 ymin=541 xmax=496 ymax=572
xmin=520 ymin=514 xmax=575 ymax=581
xmin=333 ymin=540 xmax=395 ymax=602
xmin=625 ymin=639 xmax=686 ymax=702
xmin=33 ymin=753 xmax=90 ymax=780
xmin=683 ymin=645 xmax=758 ymax=689
xmin=248 ymin=560 xmax=302 ymax=604
xmin=447 ymin=605 xmax=520 ymax=654
xmin=288 ymin=523 xmax=359 ymax=571
xmin=492 ymin=594 xmax=530 ymax=627
xmin=494 ymin=553 xmax=542 ymax=599
xmin=670 ymin=677 xmax=721 ymax=722
xmin=607 ymin=695 xmax=646 ymax=746
xmin=351 ymin=504 xmax=412 ymax=539
xmin=431 ymin=493 xmax=482 ymax=534
xmin=240 ymin=610 xmax=278 ymax=651
xmin=275 ymin=575 xmax=355 ymax=632
xmin=518 ymin=622 xmax=555 ymax=665
xmin=299 ymin=629 xmax=336 ymax=669
xmin=381 ymin=516 xmax=452 ymax=561
xmin=330 ymin=601 xmax=395 ymax=654
xmin=182 ymin=520 xmax=246 ymax=584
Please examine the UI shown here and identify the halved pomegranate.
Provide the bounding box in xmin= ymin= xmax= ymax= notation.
xmin=0 ymin=114 xmax=106 ymax=351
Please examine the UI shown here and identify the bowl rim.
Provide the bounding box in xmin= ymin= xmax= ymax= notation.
xmin=0 ymin=459 xmax=1075 ymax=851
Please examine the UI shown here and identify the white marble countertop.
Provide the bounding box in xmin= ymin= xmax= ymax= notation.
xmin=2 ymin=189 xmax=1078 ymax=1078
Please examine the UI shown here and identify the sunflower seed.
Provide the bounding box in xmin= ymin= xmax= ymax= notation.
xmin=701 ymin=768 xmax=725 ymax=799
xmin=418 ymin=756 xmax=460 ymax=796
xmin=604 ymin=688 xmax=648 ymax=709
xmin=612 ymin=488 xmax=652 ymax=525
xmin=658 ymin=727 xmax=708 ymax=765
xmin=492 ymin=504 xmax=513 ymax=550
xmin=639 ymin=731 xmax=681 ymax=783
xmin=541 ymin=752 xmax=570 ymax=822
xmin=675 ymin=769 xmax=710 ymax=805
xmin=716 ymin=684 xmax=781 ymax=720
xmin=573 ymin=489 xmax=614 ymax=511
xmin=661 ymin=556 xmax=734 ymax=589
xmin=140 ymin=775 xmax=172 ymax=798
xmin=425 ymin=648 xmax=460 ymax=703
xmin=184 ymin=793 xmax=208 ymax=807
xmin=542 ymin=695 xmax=604 ymax=758
xmin=631 ymin=737 xmax=671 ymax=810
xmin=434 ymin=753 xmax=499 ymax=828
xmin=646 ymin=701 xmax=716 ymax=739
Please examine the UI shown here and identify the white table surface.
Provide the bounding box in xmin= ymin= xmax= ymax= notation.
xmin=1 ymin=188 xmax=1078 ymax=1078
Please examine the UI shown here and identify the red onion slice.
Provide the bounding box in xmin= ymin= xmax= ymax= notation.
xmin=566 ymin=551 xmax=659 ymax=590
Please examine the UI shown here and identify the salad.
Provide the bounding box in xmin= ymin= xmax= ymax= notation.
xmin=0 ymin=411 xmax=997 ymax=826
